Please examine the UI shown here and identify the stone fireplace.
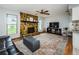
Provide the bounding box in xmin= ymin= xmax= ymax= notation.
xmin=20 ymin=12 xmax=38 ymax=36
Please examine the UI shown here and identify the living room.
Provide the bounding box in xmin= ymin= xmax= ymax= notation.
xmin=0 ymin=4 xmax=79 ymax=55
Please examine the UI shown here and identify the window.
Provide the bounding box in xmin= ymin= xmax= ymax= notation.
xmin=7 ymin=14 xmax=17 ymax=35
xmin=38 ymin=17 xmax=42 ymax=32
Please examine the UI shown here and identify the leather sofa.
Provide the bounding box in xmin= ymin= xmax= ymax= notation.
xmin=0 ymin=36 xmax=24 ymax=55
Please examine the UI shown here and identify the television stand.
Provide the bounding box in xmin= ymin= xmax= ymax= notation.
xmin=47 ymin=27 xmax=62 ymax=35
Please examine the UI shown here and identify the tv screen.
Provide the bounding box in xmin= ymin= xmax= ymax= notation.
xmin=49 ymin=22 xmax=59 ymax=28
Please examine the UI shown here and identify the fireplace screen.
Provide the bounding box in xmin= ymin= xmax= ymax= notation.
xmin=28 ymin=27 xmax=35 ymax=33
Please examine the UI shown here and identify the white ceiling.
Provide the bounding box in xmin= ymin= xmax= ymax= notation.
xmin=0 ymin=4 xmax=68 ymax=17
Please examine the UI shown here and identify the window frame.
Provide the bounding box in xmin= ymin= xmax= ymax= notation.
xmin=6 ymin=14 xmax=18 ymax=35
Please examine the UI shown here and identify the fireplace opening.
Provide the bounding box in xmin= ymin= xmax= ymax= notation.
xmin=28 ymin=27 xmax=35 ymax=33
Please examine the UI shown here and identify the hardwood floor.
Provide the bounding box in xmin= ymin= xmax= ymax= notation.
xmin=64 ymin=37 xmax=73 ymax=55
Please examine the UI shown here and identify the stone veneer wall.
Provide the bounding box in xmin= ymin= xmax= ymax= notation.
xmin=20 ymin=12 xmax=38 ymax=36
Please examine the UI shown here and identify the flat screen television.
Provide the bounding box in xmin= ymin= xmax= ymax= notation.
xmin=49 ymin=22 xmax=59 ymax=28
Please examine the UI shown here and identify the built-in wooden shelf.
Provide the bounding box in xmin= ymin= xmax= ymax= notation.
xmin=21 ymin=20 xmax=38 ymax=23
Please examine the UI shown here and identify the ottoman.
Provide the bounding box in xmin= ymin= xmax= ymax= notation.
xmin=23 ymin=36 xmax=40 ymax=52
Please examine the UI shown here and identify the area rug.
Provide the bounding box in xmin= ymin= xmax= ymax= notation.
xmin=14 ymin=33 xmax=67 ymax=55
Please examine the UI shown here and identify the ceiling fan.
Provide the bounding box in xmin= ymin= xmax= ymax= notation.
xmin=36 ymin=9 xmax=50 ymax=15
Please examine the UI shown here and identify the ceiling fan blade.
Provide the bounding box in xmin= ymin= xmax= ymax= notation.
xmin=44 ymin=13 xmax=50 ymax=15
xmin=44 ymin=10 xmax=48 ymax=12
